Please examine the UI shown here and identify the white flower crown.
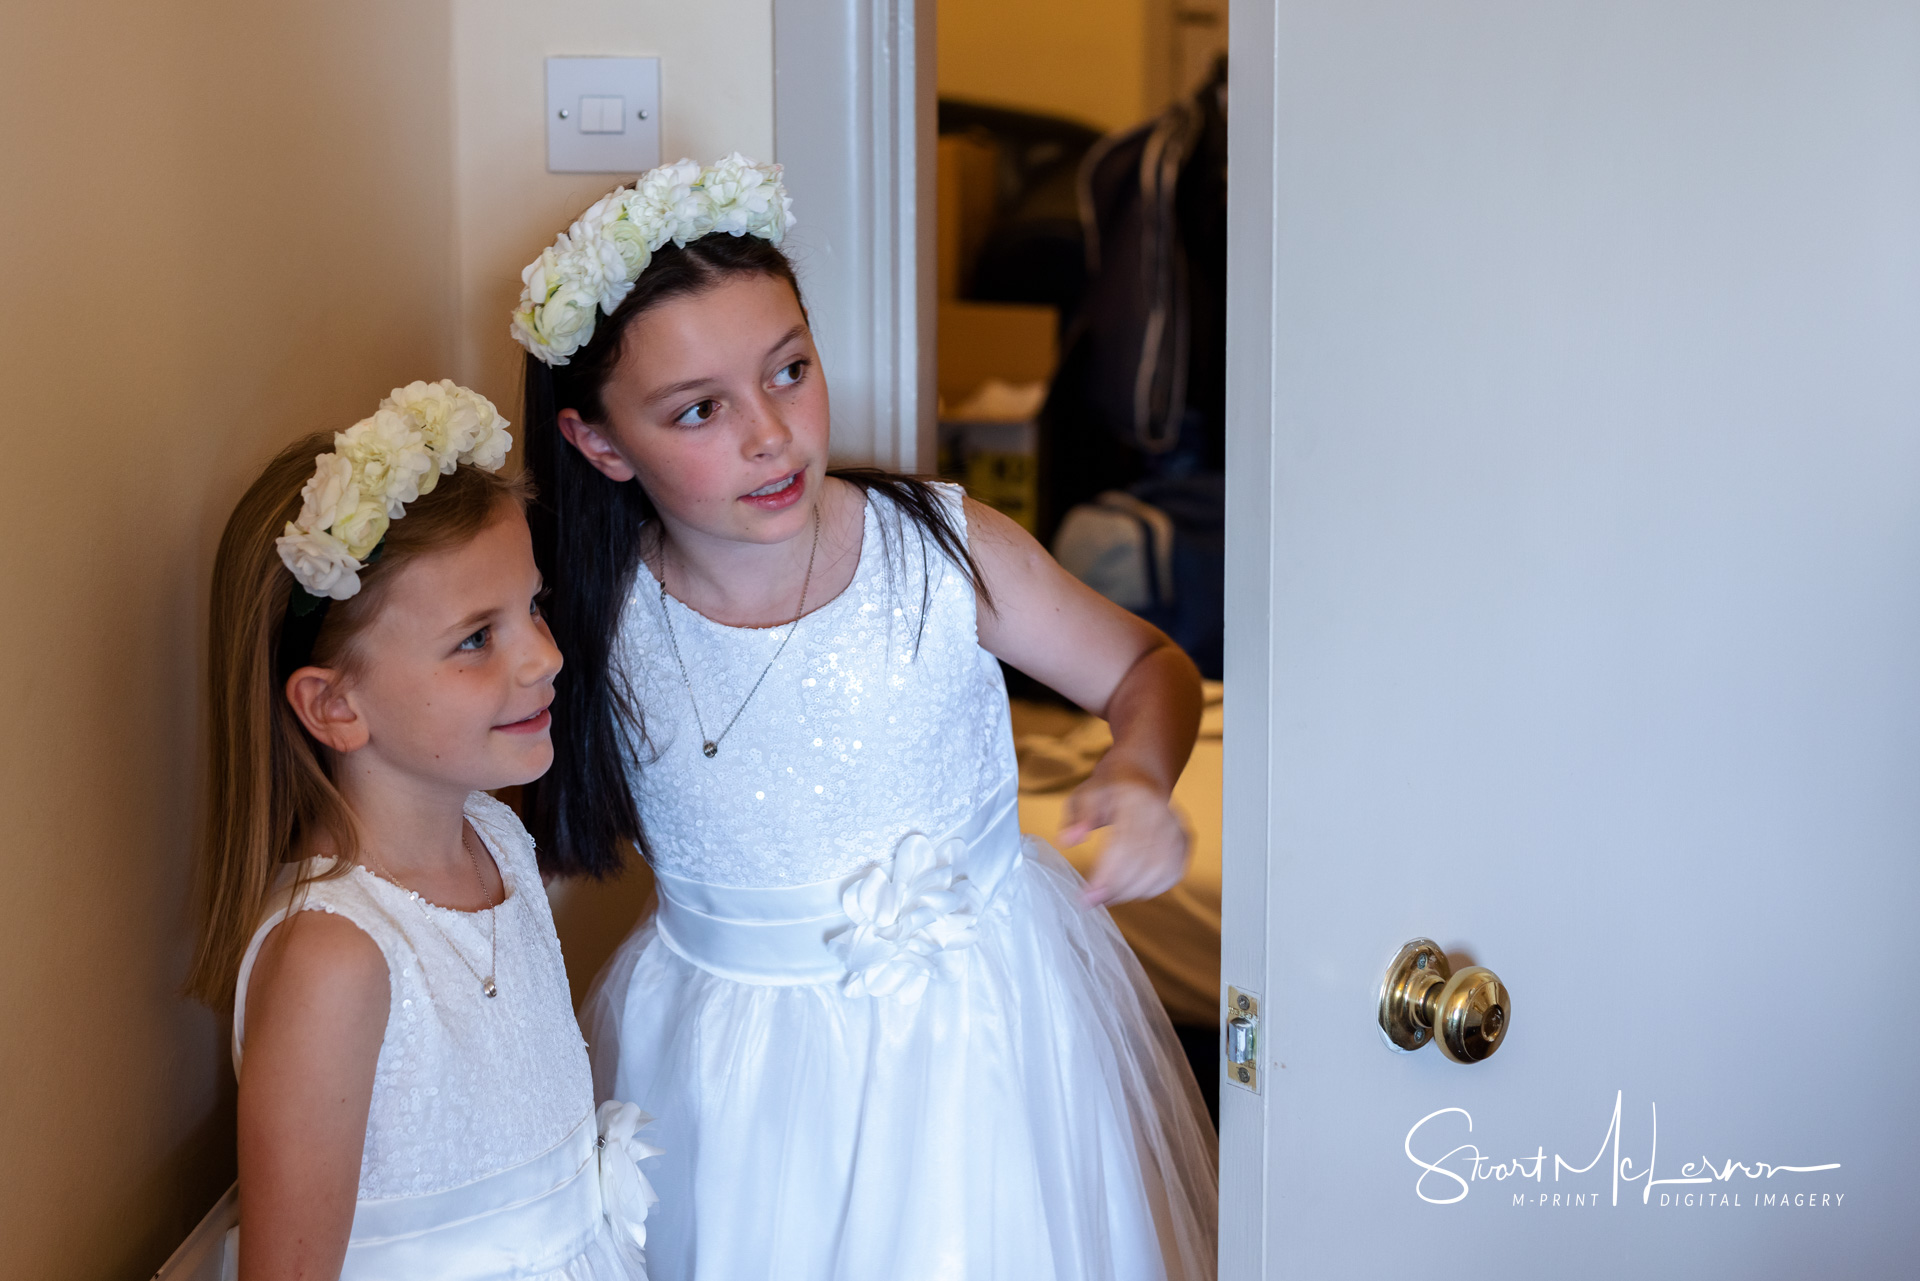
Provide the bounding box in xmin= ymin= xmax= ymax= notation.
xmin=275 ymin=381 xmax=513 ymax=601
xmin=509 ymin=153 xmax=796 ymax=366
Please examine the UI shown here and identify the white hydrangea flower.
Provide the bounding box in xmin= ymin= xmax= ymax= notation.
xmin=381 ymin=381 xmax=456 ymax=468
xmin=570 ymin=187 xmax=629 ymax=242
xmin=753 ymin=186 xmax=796 ymax=245
xmin=628 ymin=158 xmax=710 ymax=250
xmin=462 ymin=418 xmax=512 ymax=472
xmin=294 ymin=452 xmax=359 ymax=534
xmin=704 ymin=152 xmax=783 ymax=238
xmin=450 ymin=389 xmax=511 ymax=470
xmin=335 ymin=409 xmax=434 ymax=517
xmin=276 ymin=525 xmax=364 ymax=601
xmin=558 ymin=230 xmax=626 ymax=316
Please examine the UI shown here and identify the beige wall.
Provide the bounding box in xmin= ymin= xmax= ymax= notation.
xmin=937 ymin=0 xmax=1162 ymax=132
xmin=0 ymin=3 xmax=455 ymax=1275
xmin=450 ymin=0 xmax=775 ymax=415
xmin=0 ymin=2 xmax=772 ymax=1276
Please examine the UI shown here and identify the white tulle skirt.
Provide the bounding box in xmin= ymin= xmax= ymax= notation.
xmin=582 ymin=839 xmax=1218 ymax=1281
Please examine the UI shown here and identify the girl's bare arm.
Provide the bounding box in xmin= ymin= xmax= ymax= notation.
xmin=967 ymin=497 xmax=1204 ymax=904
xmin=236 ymin=911 xmax=388 ymax=1280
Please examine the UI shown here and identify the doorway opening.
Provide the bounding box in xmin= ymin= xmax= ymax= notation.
xmin=933 ymin=0 xmax=1230 ymax=1123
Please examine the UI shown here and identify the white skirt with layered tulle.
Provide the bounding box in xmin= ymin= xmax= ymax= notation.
xmin=581 ymin=805 xmax=1218 ymax=1281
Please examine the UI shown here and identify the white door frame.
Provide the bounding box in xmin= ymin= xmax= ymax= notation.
xmin=1220 ymin=1 xmax=1277 ymax=1277
xmin=772 ymin=0 xmax=937 ymax=472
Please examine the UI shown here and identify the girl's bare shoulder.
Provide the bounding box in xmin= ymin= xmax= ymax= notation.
xmin=246 ymin=907 xmax=391 ymax=1044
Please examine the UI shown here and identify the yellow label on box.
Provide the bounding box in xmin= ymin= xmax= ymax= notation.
xmin=966 ymin=451 xmax=1037 ymax=533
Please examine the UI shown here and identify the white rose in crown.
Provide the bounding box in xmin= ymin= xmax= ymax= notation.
xmin=537 ymin=272 xmax=603 ymax=364
xmin=276 ymin=526 xmax=364 ymax=601
xmin=276 ymin=381 xmax=513 ymax=601
xmin=599 ymin=220 xmax=653 ymax=296
xmin=509 ymin=154 xmax=795 ymax=364
xmin=511 ymin=246 xmax=597 ymax=366
xmin=329 ymin=499 xmax=390 ymax=561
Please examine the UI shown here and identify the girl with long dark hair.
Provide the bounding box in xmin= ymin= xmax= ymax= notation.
xmin=518 ymin=157 xmax=1216 ymax=1280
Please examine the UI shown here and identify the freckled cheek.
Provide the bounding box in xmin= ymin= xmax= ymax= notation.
xmin=793 ymin=391 xmax=832 ymax=452
xmin=642 ymin=439 xmax=740 ymax=510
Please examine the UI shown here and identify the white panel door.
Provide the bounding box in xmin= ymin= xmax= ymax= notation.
xmin=1221 ymin=2 xmax=1920 ymax=1276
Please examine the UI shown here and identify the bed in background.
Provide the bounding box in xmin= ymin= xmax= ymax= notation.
xmin=1011 ymin=683 xmax=1223 ymax=1119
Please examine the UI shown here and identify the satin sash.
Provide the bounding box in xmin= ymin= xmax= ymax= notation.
xmin=339 ymin=1115 xmax=602 ymax=1278
xmin=221 ymin=1115 xmax=605 ymax=1280
xmin=651 ymin=778 xmax=1024 ymax=986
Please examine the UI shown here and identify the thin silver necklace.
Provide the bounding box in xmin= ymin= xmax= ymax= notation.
xmin=367 ymin=823 xmax=501 ymax=998
xmin=658 ymin=502 xmax=821 ymax=759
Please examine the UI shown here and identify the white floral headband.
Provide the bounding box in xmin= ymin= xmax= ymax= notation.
xmin=276 ymin=381 xmax=513 ymax=603
xmin=509 ymin=153 xmax=796 ymax=366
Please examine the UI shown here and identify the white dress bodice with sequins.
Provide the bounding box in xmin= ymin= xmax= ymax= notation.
xmin=233 ymin=793 xmax=593 ymax=1200
xmin=620 ymin=485 xmax=1016 ymax=889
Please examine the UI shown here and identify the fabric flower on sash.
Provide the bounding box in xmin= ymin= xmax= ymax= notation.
xmin=596 ymin=1100 xmax=664 ymax=1252
xmin=830 ymin=834 xmax=982 ymax=1002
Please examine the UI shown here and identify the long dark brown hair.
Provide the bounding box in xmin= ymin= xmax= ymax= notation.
xmin=522 ymin=232 xmax=987 ymax=879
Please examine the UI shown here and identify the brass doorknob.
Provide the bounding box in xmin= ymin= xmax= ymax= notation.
xmin=1378 ymin=938 xmax=1510 ymax=1063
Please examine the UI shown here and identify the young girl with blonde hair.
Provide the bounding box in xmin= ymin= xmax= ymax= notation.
xmin=189 ymin=382 xmax=660 ymax=1280
xmin=516 ymin=157 xmax=1217 ymax=1279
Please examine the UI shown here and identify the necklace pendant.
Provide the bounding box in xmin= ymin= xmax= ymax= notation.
xmin=483 ymin=977 xmax=498 ymax=999
xmin=702 ymin=741 xmax=718 ymax=758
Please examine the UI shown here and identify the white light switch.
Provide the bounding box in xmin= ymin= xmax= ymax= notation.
xmin=546 ymin=57 xmax=659 ymax=174
xmin=579 ymin=96 xmax=626 ymax=134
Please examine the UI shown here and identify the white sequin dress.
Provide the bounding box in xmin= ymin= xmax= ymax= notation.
xmin=231 ymin=793 xmax=660 ymax=1280
xmin=584 ymin=485 xmax=1217 ymax=1280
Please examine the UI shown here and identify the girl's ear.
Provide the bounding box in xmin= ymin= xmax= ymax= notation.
xmin=285 ymin=667 xmax=369 ymax=754
xmin=557 ymin=409 xmax=638 ymax=483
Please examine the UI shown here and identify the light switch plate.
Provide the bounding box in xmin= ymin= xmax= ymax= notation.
xmin=546 ymin=57 xmax=660 ymax=174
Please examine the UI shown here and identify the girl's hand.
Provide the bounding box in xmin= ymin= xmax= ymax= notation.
xmin=962 ymin=497 xmax=1205 ymax=907
xmin=1061 ymin=763 xmax=1193 ymax=906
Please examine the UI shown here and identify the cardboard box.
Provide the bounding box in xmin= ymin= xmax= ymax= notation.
xmin=937 ymin=300 xmax=1058 ymax=407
